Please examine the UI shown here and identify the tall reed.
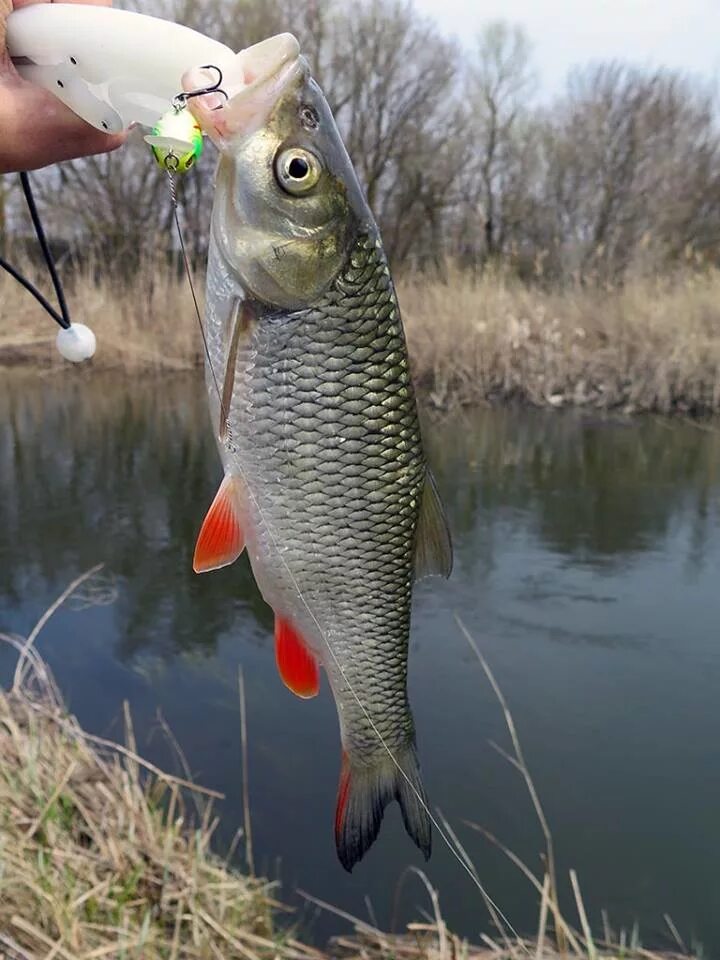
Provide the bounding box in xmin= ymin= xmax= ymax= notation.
xmin=0 ymin=573 xmax=698 ymax=959
xmin=3 ymin=257 xmax=720 ymax=413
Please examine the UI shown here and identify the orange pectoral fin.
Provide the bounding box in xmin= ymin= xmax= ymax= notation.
xmin=193 ymin=475 xmax=245 ymax=573
xmin=275 ymin=616 xmax=320 ymax=699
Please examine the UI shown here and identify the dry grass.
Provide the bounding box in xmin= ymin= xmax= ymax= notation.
xmin=400 ymin=264 xmax=720 ymax=415
xmin=313 ymin=618 xmax=697 ymax=960
xmin=331 ymin=926 xmax=692 ymax=960
xmin=0 ymin=573 xmax=700 ymax=960
xmin=0 ymin=257 xmax=199 ymax=374
xmin=0 ymin=569 xmax=322 ymax=960
xmin=3 ymin=257 xmax=720 ymax=414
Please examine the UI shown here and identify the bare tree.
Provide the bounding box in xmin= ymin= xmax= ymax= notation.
xmin=308 ymin=0 xmax=465 ymax=266
xmin=462 ymin=21 xmax=535 ymax=266
xmin=5 ymin=1 xmax=720 ymax=287
xmin=534 ymin=63 xmax=720 ymax=281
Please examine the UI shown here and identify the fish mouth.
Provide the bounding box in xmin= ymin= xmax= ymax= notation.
xmin=228 ymin=34 xmax=301 ymax=93
xmin=182 ymin=34 xmax=302 ymax=146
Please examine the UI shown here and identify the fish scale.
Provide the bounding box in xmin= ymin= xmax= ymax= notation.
xmin=230 ymin=234 xmax=422 ymax=753
xmin=192 ymin=40 xmax=450 ymax=870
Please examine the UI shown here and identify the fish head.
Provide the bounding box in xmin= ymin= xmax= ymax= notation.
xmin=184 ymin=36 xmax=369 ymax=310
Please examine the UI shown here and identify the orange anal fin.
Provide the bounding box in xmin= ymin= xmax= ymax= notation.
xmin=275 ymin=616 xmax=320 ymax=699
xmin=193 ymin=475 xmax=245 ymax=573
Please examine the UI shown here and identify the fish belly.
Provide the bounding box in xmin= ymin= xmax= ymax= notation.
xmin=225 ymin=234 xmax=424 ymax=758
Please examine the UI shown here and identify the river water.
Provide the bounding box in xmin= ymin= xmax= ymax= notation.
xmin=1 ymin=374 xmax=719 ymax=953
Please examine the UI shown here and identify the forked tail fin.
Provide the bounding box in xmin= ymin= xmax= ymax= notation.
xmin=334 ymin=743 xmax=431 ymax=872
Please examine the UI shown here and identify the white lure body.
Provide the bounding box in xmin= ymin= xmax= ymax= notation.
xmin=7 ymin=3 xmax=235 ymax=133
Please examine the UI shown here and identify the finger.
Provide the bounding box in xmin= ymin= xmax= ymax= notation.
xmin=2 ymin=0 xmax=123 ymax=171
xmin=0 ymin=79 xmax=124 ymax=172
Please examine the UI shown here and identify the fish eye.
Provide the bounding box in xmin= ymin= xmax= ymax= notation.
xmin=275 ymin=148 xmax=322 ymax=196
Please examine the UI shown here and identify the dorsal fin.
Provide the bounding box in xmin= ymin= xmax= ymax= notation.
xmin=414 ymin=470 xmax=453 ymax=579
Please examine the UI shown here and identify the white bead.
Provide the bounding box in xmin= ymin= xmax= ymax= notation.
xmin=56 ymin=323 xmax=96 ymax=362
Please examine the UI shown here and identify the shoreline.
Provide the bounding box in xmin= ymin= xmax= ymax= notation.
xmin=3 ymin=265 xmax=720 ymax=417
xmin=0 ymin=577 xmax=700 ymax=960
xmin=0 ymin=647 xmax=695 ymax=960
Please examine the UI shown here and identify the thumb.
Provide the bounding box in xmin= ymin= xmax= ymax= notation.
xmin=0 ymin=79 xmax=125 ymax=173
xmin=0 ymin=0 xmax=125 ymax=172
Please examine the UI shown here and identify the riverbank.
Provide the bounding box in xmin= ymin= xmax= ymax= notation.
xmin=0 ymin=577 xmax=698 ymax=960
xmin=0 ymin=649 xmax=694 ymax=960
xmin=0 ymin=608 xmax=321 ymax=959
xmin=2 ymin=262 xmax=720 ymax=415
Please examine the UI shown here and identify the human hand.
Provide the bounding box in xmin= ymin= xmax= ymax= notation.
xmin=0 ymin=0 xmax=125 ymax=173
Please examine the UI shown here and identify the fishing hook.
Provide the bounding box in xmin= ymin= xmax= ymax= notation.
xmin=173 ymin=64 xmax=228 ymax=111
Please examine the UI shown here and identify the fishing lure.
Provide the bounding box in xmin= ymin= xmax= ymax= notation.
xmin=146 ymin=108 xmax=204 ymax=174
xmin=3 ymin=5 xmax=231 ymax=360
xmin=145 ymin=65 xmax=229 ymax=173
xmin=7 ymin=3 xmax=234 ymax=132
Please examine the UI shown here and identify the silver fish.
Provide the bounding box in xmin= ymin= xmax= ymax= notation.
xmin=185 ymin=34 xmax=452 ymax=871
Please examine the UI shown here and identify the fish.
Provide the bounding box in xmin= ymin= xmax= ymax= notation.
xmin=182 ymin=34 xmax=452 ymax=871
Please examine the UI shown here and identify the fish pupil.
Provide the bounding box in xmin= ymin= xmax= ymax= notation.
xmin=288 ymin=157 xmax=309 ymax=180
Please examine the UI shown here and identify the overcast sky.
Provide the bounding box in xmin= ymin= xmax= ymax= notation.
xmin=412 ymin=0 xmax=720 ymax=96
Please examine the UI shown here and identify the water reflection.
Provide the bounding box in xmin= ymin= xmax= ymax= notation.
xmin=2 ymin=374 xmax=720 ymax=952
xmin=0 ymin=375 xmax=273 ymax=659
xmin=3 ymin=379 xmax=719 ymax=653
xmin=426 ymin=406 xmax=720 ymax=568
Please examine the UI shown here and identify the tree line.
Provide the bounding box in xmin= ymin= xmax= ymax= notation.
xmin=5 ymin=0 xmax=720 ymax=285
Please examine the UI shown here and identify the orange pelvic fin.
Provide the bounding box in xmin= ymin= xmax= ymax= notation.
xmin=274 ymin=616 xmax=320 ymax=699
xmin=193 ymin=474 xmax=245 ymax=573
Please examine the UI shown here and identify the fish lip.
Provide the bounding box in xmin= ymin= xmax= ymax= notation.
xmin=229 ymin=33 xmax=302 ymax=95
xmin=185 ymin=34 xmax=303 ymax=145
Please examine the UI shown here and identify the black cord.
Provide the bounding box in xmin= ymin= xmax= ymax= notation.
xmin=0 ymin=171 xmax=72 ymax=331
xmin=18 ymin=171 xmax=71 ymax=329
xmin=0 ymin=252 xmax=66 ymax=326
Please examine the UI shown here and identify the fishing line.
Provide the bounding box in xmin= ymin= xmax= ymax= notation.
xmin=152 ymin=73 xmax=226 ymax=406
xmin=165 ymin=92 xmax=527 ymax=945
xmin=172 ymin=195 xmax=526 ymax=940
xmin=167 ymin=168 xmax=223 ymax=407
xmin=180 ymin=307 xmax=528 ymax=940
xmin=228 ymin=482 xmax=527 ymax=947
